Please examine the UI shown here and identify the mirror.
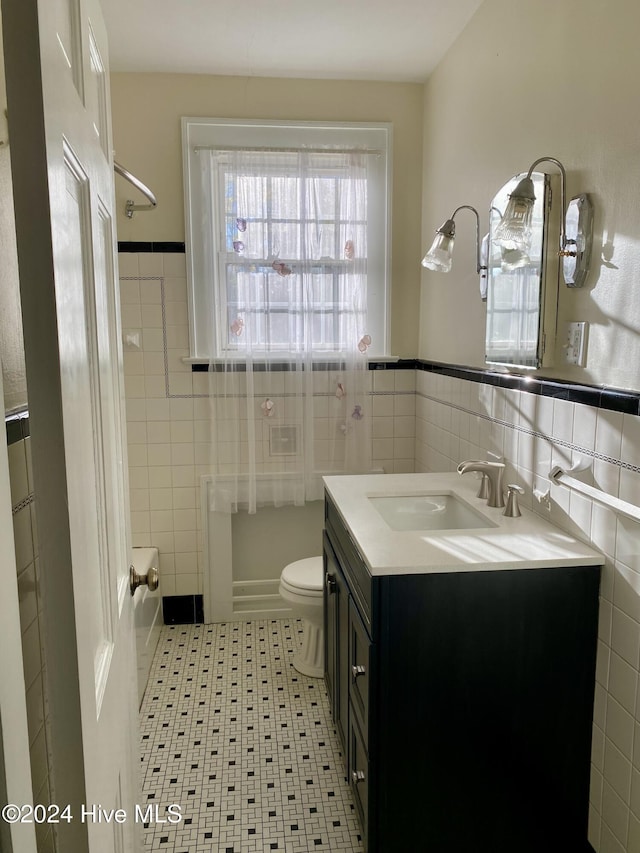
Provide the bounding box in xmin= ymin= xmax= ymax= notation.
xmin=485 ymin=171 xmax=557 ymax=369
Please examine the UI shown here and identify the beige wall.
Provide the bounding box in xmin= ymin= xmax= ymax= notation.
xmin=110 ymin=73 xmax=424 ymax=358
xmin=420 ymin=0 xmax=640 ymax=392
xmin=231 ymin=502 xmax=325 ymax=582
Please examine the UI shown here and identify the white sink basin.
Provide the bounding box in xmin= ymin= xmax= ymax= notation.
xmin=368 ymin=493 xmax=498 ymax=531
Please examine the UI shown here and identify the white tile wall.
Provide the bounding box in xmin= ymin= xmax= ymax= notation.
xmin=119 ymin=252 xmax=416 ymax=597
xmin=7 ymin=430 xmax=56 ymax=853
xmin=414 ymin=368 xmax=640 ymax=853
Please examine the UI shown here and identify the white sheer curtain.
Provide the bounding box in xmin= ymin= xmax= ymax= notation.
xmin=201 ymin=147 xmax=372 ymax=513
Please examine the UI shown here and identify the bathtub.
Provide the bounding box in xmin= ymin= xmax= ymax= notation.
xmin=132 ymin=546 xmax=162 ymax=706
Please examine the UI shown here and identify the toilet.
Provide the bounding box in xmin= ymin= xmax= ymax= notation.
xmin=279 ymin=556 xmax=324 ymax=677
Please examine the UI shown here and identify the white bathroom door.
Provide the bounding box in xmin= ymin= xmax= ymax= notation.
xmin=2 ymin=1 xmax=141 ymax=851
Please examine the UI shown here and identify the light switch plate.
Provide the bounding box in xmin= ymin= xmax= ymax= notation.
xmin=563 ymin=321 xmax=588 ymax=366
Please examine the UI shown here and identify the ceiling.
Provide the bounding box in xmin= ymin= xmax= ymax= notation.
xmin=102 ymin=0 xmax=483 ymax=83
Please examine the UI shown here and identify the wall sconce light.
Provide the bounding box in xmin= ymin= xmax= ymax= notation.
xmin=488 ymin=205 xmax=529 ymax=271
xmin=421 ymin=205 xmax=487 ymax=276
xmin=492 ymin=156 xmax=593 ymax=287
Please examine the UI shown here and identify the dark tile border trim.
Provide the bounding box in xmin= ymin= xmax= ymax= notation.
xmin=118 ymin=241 xmax=185 ymax=253
xmin=416 ymin=360 xmax=640 ymax=417
xmin=162 ymin=594 xmax=204 ymax=625
xmin=5 ymin=411 xmax=29 ymax=446
xmin=370 ymin=359 xmax=417 ymax=370
xmin=192 ymin=355 xmax=640 ymax=414
xmin=192 ymin=358 xmax=417 ymax=373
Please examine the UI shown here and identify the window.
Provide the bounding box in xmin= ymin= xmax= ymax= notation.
xmin=182 ymin=118 xmax=391 ymax=359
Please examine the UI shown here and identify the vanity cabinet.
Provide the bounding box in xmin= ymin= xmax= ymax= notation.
xmin=323 ymin=491 xmax=600 ymax=853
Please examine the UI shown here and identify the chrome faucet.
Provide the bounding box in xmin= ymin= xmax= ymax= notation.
xmin=456 ymin=460 xmax=506 ymax=508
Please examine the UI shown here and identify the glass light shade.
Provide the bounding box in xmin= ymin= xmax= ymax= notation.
xmin=500 ymin=246 xmax=530 ymax=271
xmin=493 ymin=194 xmax=535 ymax=252
xmin=421 ymin=232 xmax=455 ymax=273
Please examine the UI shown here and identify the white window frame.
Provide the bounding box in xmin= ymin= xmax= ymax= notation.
xmin=182 ymin=117 xmax=392 ymax=360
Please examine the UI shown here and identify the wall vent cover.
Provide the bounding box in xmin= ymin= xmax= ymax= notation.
xmin=269 ymin=425 xmax=299 ymax=456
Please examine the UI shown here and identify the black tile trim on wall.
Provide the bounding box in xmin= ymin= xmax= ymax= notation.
xmin=191 ymin=358 xmax=417 ymax=373
xmin=163 ymin=594 xmax=204 ymax=625
xmin=5 ymin=411 xmax=30 ymax=446
xmin=193 ymin=356 xmax=640 ymax=414
xmin=416 ymin=360 xmax=640 ymax=417
xmin=118 ymin=241 xmax=185 ymax=253
xmin=190 ymin=356 xmax=640 ymax=414
xmin=369 ymin=359 xmax=417 ymax=371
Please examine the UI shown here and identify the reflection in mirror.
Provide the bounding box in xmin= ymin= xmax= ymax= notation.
xmin=485 ymin=172 xmax=551 ymax=369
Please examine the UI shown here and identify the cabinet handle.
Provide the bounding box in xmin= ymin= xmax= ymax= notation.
xmin=352 ymin=664 xmax=366 ymax=679
xmin=352 ymin=770 xmax=366 ymax=784
xmin=325 ymin=572 xmax=336 ymax=593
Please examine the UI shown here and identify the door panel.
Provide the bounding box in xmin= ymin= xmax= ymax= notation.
xmin=55 ymin=0 xmax=84 ymax=97
xmin=348 ymin=597 xmax=371 ymax=741
xmin=87 ymin=27 xmax=109 ymax=155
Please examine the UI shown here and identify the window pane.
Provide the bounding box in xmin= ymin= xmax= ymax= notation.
xmin=271 ymin=222 xmax=300 ymax=259
xmin=268 ymin=311 xmax=291 ymax=346
xmin=305 ymin=223 xmax=336 ymax=259
xmin=306 ymin=176 xmax=336 ymax=219
xmin=339 ymin=223 xmax=367 ymax=259
xmin=225 ymin=218 xmax=269 ymax=258
xmin=312 ymin=312 xmax=335 ymax=350
xmin=310 ymin=274 xmax=334 ymax=306
xmin=223 ymin=264 xmax=354 ymax=353
xmin=270 ymin=176 xmax=300 ymax=220
xmin=267 ymin=273 xmax=295 ymax=306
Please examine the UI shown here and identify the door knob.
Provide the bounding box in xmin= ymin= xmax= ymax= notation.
xmin=352 ymin=770 xmax=365 ymax=784
xmin=129 ymin=563 xmax=159 ymax=595
xmin=352 ymin=664 xmax=366 ymax=679
xmin=325 ymin=572 xmax=336 ymax=593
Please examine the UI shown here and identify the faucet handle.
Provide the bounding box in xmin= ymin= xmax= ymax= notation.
xmin=503 ymin=484 xmax=524 ymax=518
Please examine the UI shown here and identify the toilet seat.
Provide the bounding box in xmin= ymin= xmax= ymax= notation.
xmin=281 ymin=556 xmax=323 ymax=593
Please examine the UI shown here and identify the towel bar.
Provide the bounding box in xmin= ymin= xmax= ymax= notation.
xmin=549 ymin=464 xmax=640 ymax=523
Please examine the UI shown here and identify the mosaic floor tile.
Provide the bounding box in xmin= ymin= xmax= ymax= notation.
xmin=140 ymin=620 xmax=363 ymax=852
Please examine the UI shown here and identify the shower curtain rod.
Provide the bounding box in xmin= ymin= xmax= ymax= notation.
xmin=113 ymin=160 xmax=157 ymax=218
